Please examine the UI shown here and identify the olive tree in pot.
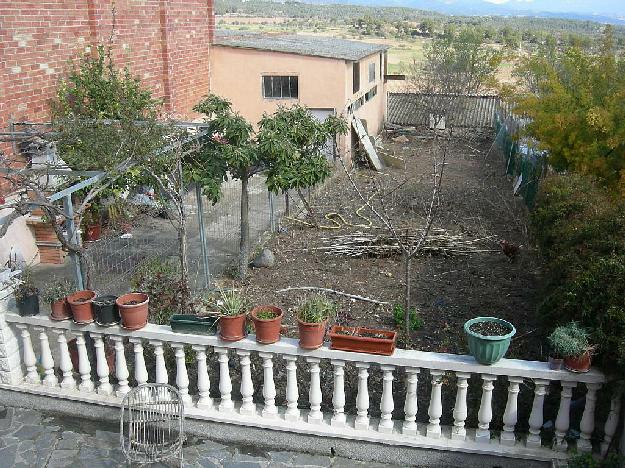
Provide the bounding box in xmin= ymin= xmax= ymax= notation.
xmin=217 ymin=290 xmax=248 ymax=342
xmin=548 ymin=322 xmax=595 ymax=373
xmin=14 ymin=269 xmax=39 ymax=317
xmin=42 ymin=278 xmax=73 ymax=321
xmin=296 ymin=295 xmax=336 ymax=350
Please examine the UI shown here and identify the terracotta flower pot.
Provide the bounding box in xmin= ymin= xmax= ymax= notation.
xmin=67 ymin=290 xmax=96 ymax=324
xmin=50 ymin=299 xmax=72 ymax=321
xmin=251 ymin=305 xmax=283 ymax=344
xmin=329 ymin=325 xmax=397 ymax=356
xmin=116 ymin=293 xmax=149 ymax=330
xmin=564 ymin=352 xmax=592 ymax=373
xmin=84 ymin=223 xmax=101 ymax=242
xmin=219 ymin=313 xmax=247 ymax=342
xmin=297 ymin=318 xmax=327 ymax=350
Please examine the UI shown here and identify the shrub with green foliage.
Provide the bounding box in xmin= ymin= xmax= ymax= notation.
xmin=532 ymin=173 xmax=625 ymax=373
xmin=296 ymin=295 xmax=336 ymax=324
xmin=393 ymin=304 xmax=423 ymax=331
xmin=568 ymin=452 xmax=624 ymax=468
xmin=548 ymin=322 xmax=591 ymax=358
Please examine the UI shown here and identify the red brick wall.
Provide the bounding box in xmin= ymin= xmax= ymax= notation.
xmin=0 ymin=0 xmax=214 ymax=131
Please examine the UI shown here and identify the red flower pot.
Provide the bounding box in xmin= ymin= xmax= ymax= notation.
xmin=67 ymin=290 xmax=96 ymax=324
xmin=116 ymin=293 xmax=149 ymax=330
xmin=297 ymin=319 xmax=327 ymax=350
xmin=251 ymin=305 xmax=283 ymax=344
xmin=564 ymin=352 xmax=592 ymax=373
xmin=329 ymin=325 xmax=397 ymax=356
xmin=84 ymin=223 xmax=101 ymax=241
xmin=50 ymin=299 xmax=72 ymax=321
xmin=219 ymin=313 xmax=247 ymax=342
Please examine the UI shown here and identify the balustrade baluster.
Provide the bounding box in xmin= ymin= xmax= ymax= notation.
xmin=476 ymin=374 xmax=496 ymax=443
xmin=402 ymin=367 xmax=419 ymax=435
xmin=427 ymin=370 xmax=444 ymax=438
xmin=215 ymin=347 xmax=233 ymax=412
xmin=16 ymin=325 xmax=38 ymax=384
xmin=236 ymin=350 xmax=255 ymax=415
xmin=554 ymin=381 xmax=577 ymax=451
xmin=111 ymin=336 xmax=129 ymax=396
xmin=307 ymin=357 xmax=322 ymax=424
xmin=91 ymin=333 xmax=112 ymax=395
xmin=194 ymin=345 xmax=213 ymax=410
xmin=354 ymin=363 xmax=370 ymax=430
xmin=284 ymin=355 xmax=300 ymax=422
xmin=129 ymin=338 xmax=148 ymax=386
xmin=260 ymin=352 xmax=277 ymax=418
xmin=500 ymin=377 xmax=523 ymax=446
xmin=55 ymin=330 xmax=75 ymax=390
xmin=73 ymin=332 xmax=94 ymax=392
xmin=331 ymin=360 xmax=346 ymax=427
xmin=452 ymin=372 xmax=470 ymax=441
xmin=150 ymin=340 xmax=168 ymax=386
xmin=378 ymin=365 xmax=395 ymax=434
xmin=601 ymin=394 xmax=622 ymax=456
xmin=34 ymin=327 xmax=56 ymax=387
xmin=526 ymin=379 xmax=549 ymax=448
xmin=578 ymin=383 xmax=601 ymax=452
xmin=171 ymin=344 xmax=191 ymax=405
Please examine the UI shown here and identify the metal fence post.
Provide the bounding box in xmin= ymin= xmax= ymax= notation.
xmin=268 ymin=190 xmax=275 ymax=233
xmin=195 ymin=184 xmax=210 ymax=289
xmin=63 ymin=195 xmax=84 ymax=291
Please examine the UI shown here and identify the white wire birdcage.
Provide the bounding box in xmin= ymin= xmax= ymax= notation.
xmin=120 ymin=383 xmax=185 ymax=466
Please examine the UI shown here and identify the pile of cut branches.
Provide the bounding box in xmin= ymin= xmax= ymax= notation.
xmin=315 ymin=229 xmax=496 ymax=258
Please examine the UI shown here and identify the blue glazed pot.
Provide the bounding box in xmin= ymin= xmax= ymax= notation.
xmin=464 ymin=317 xmax=516 ymax=365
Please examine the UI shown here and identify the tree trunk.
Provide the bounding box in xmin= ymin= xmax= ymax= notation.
xmin=284 ymin=191 xmax=290 ymax=217
xmin=403 ymin=251 xmax=412 ymax=339
xmin=239 ymin=175 xmax=250 ymax=279
xmin=296 ymin=187 xmax=319 ymax=227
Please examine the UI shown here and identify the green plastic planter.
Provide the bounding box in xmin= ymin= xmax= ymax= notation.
xmin=464 ymin=317 xmax=516 ymax=365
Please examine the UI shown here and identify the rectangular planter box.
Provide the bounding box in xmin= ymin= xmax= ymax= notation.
xmin=329 ymin=325 xmax=397 ymax=356
xmin=170 ymin=314 xmax=219 ymax=335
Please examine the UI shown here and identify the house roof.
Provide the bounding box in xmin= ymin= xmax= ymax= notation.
xmin=214 ymin=30 xmax=389 ymax=61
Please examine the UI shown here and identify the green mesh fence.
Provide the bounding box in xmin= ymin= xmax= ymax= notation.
xmin=494 ymin=113 xmax=546 ymax=209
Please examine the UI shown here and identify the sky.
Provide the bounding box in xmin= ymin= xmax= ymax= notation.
xmin=477 ymin=0 xmax=625 ymax=17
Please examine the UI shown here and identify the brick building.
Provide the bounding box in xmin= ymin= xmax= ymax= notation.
xmin=0 ymin=0 xmax=215 ymax=265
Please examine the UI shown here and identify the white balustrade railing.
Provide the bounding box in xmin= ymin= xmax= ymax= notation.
xmin=0 ymin=309 xmax=614 ymax=462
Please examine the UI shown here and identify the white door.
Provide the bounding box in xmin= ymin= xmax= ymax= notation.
xmin=309 ymin=108 xmax=336 ymax=161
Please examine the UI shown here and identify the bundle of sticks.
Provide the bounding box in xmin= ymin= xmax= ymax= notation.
xmin=316 ymin=229 xmax=496 ymax=258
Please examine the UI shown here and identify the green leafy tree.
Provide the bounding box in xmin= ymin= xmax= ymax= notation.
xmin=193 ymin=95 xmax=347 ymax=279
xmin=510 ymin=27 xmax=625 ymax=192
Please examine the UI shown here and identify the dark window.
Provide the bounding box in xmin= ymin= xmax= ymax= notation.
xmin=353 ymin=62 xmax=360 ymax=94
xmin=262 ymin=76 xmax=299 ymax=99
xmin=369 ymin=62 xmax=376 ymax=82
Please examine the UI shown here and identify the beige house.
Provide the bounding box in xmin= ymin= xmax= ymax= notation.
xmin=210 ymin=30 xmax=389 ymax=162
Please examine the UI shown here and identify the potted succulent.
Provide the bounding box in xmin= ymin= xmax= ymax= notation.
xmin=93 ymin=295 xmax=120 ymax=326
xmin=549 ymin=322 xmax=594 ymax=373
xmin=464 ymin=316 xmax=516 ymax=365
xmin=217 ymin=290 xmax=248 ymax=342
xmin=67 ymin=289 xmax=96 ymax=323
xmin=296 ymin=295 xmax=336 ymax=350
xmin=250 ymin=305 xmax=284 ymax=344
xmin=42 ymin=278 xmax=73 ymax=321
xmin=14 ymin=269 xmax=39 ymax=317
xmin=329 ymin=325 xmax=397 ymax=356
xmin=116 ymin=292 xmax=149 ymax=330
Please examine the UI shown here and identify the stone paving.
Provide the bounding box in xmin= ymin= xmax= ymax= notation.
xmin=0 ymin=406 xmax=399 ymax=467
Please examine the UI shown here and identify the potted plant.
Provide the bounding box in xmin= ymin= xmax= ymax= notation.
xmin=549 ymin=322 xmax=594 ymax=373
xmin=329 ymin=325 xmax=397 ymax=356
xmin=116 ymin=292 xmax=149 ymax=330
xmin=14 ymin=269 xmax=39 ymax=316
xmin=67 ymin=289 xmax=96 ymax=324
xmin=296 ymin=295 xmax=336 ymax=350
xmin=42 ymin=278 xmax=73 ymax=321
xmin=170 ymin=313 xmax=220 ymax=335
xmin=464 ymin=317 xmax=516 ymax=365
xmin=106 ymin=199 xmax=135 ymax=234
xmin=250 ymin=305 xmax=284 ymax=344
xmin=217 ymin=290 xmax=248 ymax=342
xmin=82 ymin=205 xmax=102 ymax=242
xmin=93 ymin=295 xmax=120 ymax=326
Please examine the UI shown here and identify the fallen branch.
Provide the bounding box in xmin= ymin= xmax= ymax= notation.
xmin=276 ymin=286 xmax=390 ymax=305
